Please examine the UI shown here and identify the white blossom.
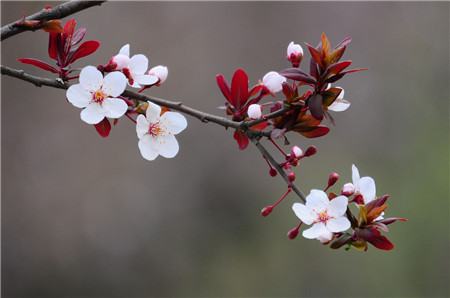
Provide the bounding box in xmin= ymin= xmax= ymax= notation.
xmin=292 ymin=190 xmax=351 ymax=242
xmin=291 ymin=146 xmax=303 ymax=158
xmin=136 ymin=102 xmax=187 ymax=161
xmin=247 ymin=104 xmax=262 ymax=119
xmin=328 ymin=86 xmax=351 ymax=112
xmin=262 ymin=71 xmax=286 ymax=94
xmin=112 ymin=44 xmax=158 ymax=88
xmin=287 ymin=41 xmax=303 ymax=57
xmin=66 ymin=66 xmax=128 ymax=125
xmin=148 ymin=65 xmax=168 ymax=84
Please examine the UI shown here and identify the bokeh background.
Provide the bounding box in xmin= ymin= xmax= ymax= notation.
xmin=2 ymin=2 xmax=449 ymax=297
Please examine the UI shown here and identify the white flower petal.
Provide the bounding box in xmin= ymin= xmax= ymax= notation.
xmin=79 ymin=66 xmax=103 ymax=92
xmin=306 ymin=189 xmax=330 ymax=212
xmin=102 ymin=71 xmax=127 ymax=97
xmin=134 ymin=74 xmax=158 ymax=86
xmin=352 ymin=164 xmax=360 ymax=185
xmin=287 ymin=41 xmax=303 ymax=56
xmin=118 ymin=44 xmax=130 ymax=57
xmin=328 ymin=196 xmax=348 ymax=217
xmin=129 ymin=54 xmax=148 ymax=75
xmin=247 ymin=104 xmax=262 ymax=119
xmin=326 ymin=216 xmax=351 ymax=233
xmin=292 ymin=203 xmax=314 ymax=225
xmin=302 ymin=222 xmax=328 ymax=239
xmin=262 ymin=71 xmax=287 ymax=93
xmin=66 ymin=84 xmax=91 ymax=108
xmin=358 ymin=176 xmax=376 ymax=203
xmin=328 ymin=99 xmax=350 ymax=112
xmin=155 ymin=134 xmax=179 ymax=158
xmin=336 ymin=87 xmax=345 ymax=100
xmin=160 ymin=112 xmax=187 ymax=135
xmin=136 ymin=114 xmax=149 ymax=139
xmin=148 ymin=65 xmax=168 ymax=83
xmin=317 ymin=231 xmax=333 ymax=243
xmin=146 ymin=101 xmax=162 ymax=122
xmin=138 ymin=135 xmax=159 ymax=161
xmin=80 ymin=103 xmax=105 ymax=124
xmin=102 ymin=98 xmax=128 ymax=119
xmin=112 ymin=54 xmax=130 ymax=70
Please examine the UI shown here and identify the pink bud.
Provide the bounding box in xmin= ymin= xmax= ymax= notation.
xmin=341 ymin=183 xmax=355 ymax=196
xmin=269 ymin=168 xmax=277 ymax=177
xmin=148 ymin=65 xmax=168 ymax=84
xmin=287 ymin=41 xmax=303 ymax=67
xmin=261 ymin=206 xmax=273 ymax=217
xmin=327 ymin=172 xmax=339 ymax=188
xmin=247 ymin=104 xmax=262 ymax=119
xmin=262 ymin=71 xmax=287 ymax=94
xmin=304 ymin=146 xmax=317 ymax=157
xmin=288 ymin=172 xmax=296 ymax=182
xmin=291 ymin=146 xmax=303 ymax=158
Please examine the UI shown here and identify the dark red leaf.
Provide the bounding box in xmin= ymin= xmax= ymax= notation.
xmin=325 ymin=60 xmax=352 ymax=77
xmin=68 ymin=40 xmax=100 ymax=64
xmin=308 ymin=94 xmax=324 ymax=120
xmin=325 ymin=68 xmax=368 ymax=83
xmin=378 ymin=217 xmax=408 ymax=225
xmin=233 ymin=129 xmax=249 ymax=150
xmin=335 ymin=36 xmax=352 ymax=49
xmin=48 ymin=32 xmax=58 ymax=60
xmin=231 ymin=69 xmax=249 ymax=109
xmin=250 ymin=121 xmax=268 ymax=131
xmin=310 ymin=59 xmax=320 ymax=79
xmin=17 ymin=58 xmax=58 ymax=73
xmin=300 ymin=125 xmax=329 ymax=138
xmin=63 ymin=19 xmax=77 ymax=37
xmin=280 ymin=68 xmax=316 ymax=84
xmin=94 ymin=118 xmax=111 ymax=138
xmin=330 ymin=233 xmax=352 ymax=249
xmin=216 ymin=74 xmax=232 ymax=104
xmin=357 ymin=228 xmax=394 ymax=251
xmin=306 ymin=43 xmax=323 ymax=69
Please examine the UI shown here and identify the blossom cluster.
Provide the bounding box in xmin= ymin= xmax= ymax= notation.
xmin=15 ymin=17 xmax=405 ymax=252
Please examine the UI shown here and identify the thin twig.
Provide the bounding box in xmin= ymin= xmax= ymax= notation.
xmin=1 ymin=1 xmax=106 ymax=41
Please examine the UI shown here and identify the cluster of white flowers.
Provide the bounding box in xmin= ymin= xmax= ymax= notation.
xmin=292 ymin=164 xmax=380 ymax=242
xmin=66 ymin=44 xmax=186 ymax=161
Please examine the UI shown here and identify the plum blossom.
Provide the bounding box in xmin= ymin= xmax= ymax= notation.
xmin=328 ymin=86 xmax=351 ymax=112
xmin=348 ymin=164 xmax=384 ymax=219
xmin=292 ymin=190 xmax=350 ymax=242
xmin=247 ymin=104 xmax=262 ymax=119
xmin=287 ymin=41 xmax=303 ymax=67
xmin=148 ymin=65 xmax=168 ymax=85
xmin=136 ymin=102 xmax=187 ymax=161
xmin=112 ymin=44 xmax=158 ymax=88
xmin=66 ymin=66 xmax=128 ymax=125
xmin=262 ymin=71 xmax=286 ymax=94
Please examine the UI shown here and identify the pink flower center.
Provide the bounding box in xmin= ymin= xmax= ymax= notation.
xmin=317 ymin=211 xmax=331 ymax=223
xmin=148 ymin=122 xmax=164 ymax=137
xmin=92 ymin=90 xmax=106 ymax=103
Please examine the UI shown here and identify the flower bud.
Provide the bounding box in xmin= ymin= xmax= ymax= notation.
xmin=341 ymin=183 xmax=355 ymax=196
xmin=287 ymin=226 xmax=300 ymax=239
xmin=148 ymin=65 xmax=168 ymax=84
xmin=291 ymin=146 xmax=303 ymax=158
xmin=111 ymin=54 xmax=130 ymax=70
xmin=261 ymin=205 xmax=273 ymax=217
xmin=304 ymin=146 xmax=317 ymax=157
xmin=247 ymin=104 xmax=262 ymax=119
xmin=287 ymin=41 xmax=303 ymax=67
xmin=288 ymin=172 xmax=296 ymax=182
xmin=327 ymin=172 xmax=339 ymax=188
xmin=262 ymin=71 xmax=287 ymax=94
xmin=269 ymin=168 xmax=277 ymax=177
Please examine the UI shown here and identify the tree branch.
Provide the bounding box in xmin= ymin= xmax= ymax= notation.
xmin=1 ymin=64 xmax=307 ymax=203
xmin=1 ymin=0 xmax=106 ymax=41
xmin=251 ymin=138 xmax=306 ymax=202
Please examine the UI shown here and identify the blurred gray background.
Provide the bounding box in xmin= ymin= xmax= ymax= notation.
xmin=2 ymin=2 xmax=449 ymax=297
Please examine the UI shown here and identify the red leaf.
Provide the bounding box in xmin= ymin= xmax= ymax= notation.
xmin=94 ymin=118 xmax=111 ymax=138
xmin=71 ymin=28 xmax=86 ymax=46
xmin=325 ymin=60 xmax=352 ymax=76
xmin=366 ymin=229 xmax=394 ymax=251
xmin=216 ymin=74 xmax=232 ymax=104
xmin=308 ymin=94 xmax=324 ymax=120
xmin=233 ymin=130 xmax=249 ymax=150
xmin=378 ymin=217 xmax=408 ymax=225
xmin=306 ymin=43 xmax=323 ymax=69
xmin=48 ymin=32 xmax=58 ymax=60
xmin=63 ymin=19 xmax=77 ymax=37
xmin=17 ymin=58 xmax=58 ymax=73
xmin=231 ymin=68 xmax=249 ymax=110
xmin=300 ymin=125 xmax=329 ymax=138
xmin=68 ymin=40 xmax=100 ymax=64
xmin=250 ymin=121 xmax=268 ymax=131
xmin=279 ymin=68 xmax=316 ymax=84
xmin=335 ymin=36 xmax=352 ymax=49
